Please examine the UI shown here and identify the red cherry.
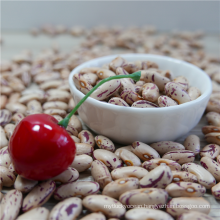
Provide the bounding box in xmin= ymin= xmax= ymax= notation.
xmin=9 ymin=114 xmax=76 ymax=181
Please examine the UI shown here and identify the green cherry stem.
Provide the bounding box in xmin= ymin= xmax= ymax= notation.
xmin=58 ymin=71 xmax=141 ymax=128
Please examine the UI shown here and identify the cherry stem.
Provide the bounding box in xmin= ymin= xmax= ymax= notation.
xmin=58 ymin=71 xmax=141 ymax=128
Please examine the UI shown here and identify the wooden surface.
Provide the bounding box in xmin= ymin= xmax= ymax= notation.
xmin=1 ymin=32 xmax=220 ymax=219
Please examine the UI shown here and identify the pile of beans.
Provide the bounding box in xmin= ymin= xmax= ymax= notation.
xmin=74 ymin=56 xmax=201 ymax=107
xmin=0 ymin=25 xmax=220 ymax=219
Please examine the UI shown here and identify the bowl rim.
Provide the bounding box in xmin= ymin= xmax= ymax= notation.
xmin=69 ymin=53 xmax=212 ymax=112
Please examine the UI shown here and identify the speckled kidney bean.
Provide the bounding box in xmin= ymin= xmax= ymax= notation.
xmin=182 ymin=163 xmax=216 ymax=189
xmin=171 ymin=171 xmax=198 ymax=183
xmin=131 ymin=141 xmax=160 ymax=161
xmin=0 ymin=95 xmax=8 ymax=109
xmin=166 ymin=197 xmax=210 ymax=218
xmin=202 ymin=125 xmax=220 ymax=135
xmin=8 ymin=92 xmax=21 ymax=103
xmin=177 ymin=211 xmax=215 ymax=220
xmin=142 ymin=83 xmax=159 ymax=103
xmin=206 ymin=112 xmax=220 ymax=126
xmin=120 ymin=89 xmax=143 ymax=105
xmin=183 ymin=134 xmax=200 ymax=155
xmin=42 ymin=101 xmax=68 ymax=111
xmin=158 ymin=95 xmax=178 ymax=107
xmin=51 ymin=167 xmax=79 ymax=183
xmin=116 ymin=67 xmax=134 ymax=84
xmin=142 ymin=158 xmax=181 ymax=171
xmin=173 ymin=76 xmax=189 ymax=91
xmin=4 ymin=123 xmax=15 ymax=139
xmin=11 ymin=112 xmax=25 ymax=125
xmin=18 ymin=93 xmax=45 ymax=104
xmin=0 ymin=165 xmax=16 ymax=187
xmin=66 ymin=115 xmax=82 ymax=133
xmin=78 ymin=130 xmax=95 ymax=147
xmin=54 ymin=181 xmax=100 ymax=200
xmin=91 ymin=160 xmax=112 ymax=189
xmin=79 ymin=213 xmax=106 ymax=220
xmin=83 ymin=73 xmax=99 ymax=86
xmin=17 ymin=207 xmax=49 ymax=220
xmin=111 ymin=166 xmax=148 ymax=180
xmin=22 ymin=180 xmax=56 ymax=212
xmin=97 ymin=69 xmax=116 ymax=79
xmin=205 ymin=132 xmax=220 ymax=145
xmin=49 ymin=197 xmax=82 ymax=220
xmin=95 ymin=135 xmax=115 ymax=152
xmin=5 ymin=102 xmax=27 ymax=114
xmin=46 ymin=89 xmax=70 ymax=103
xmin=0 ymin=127 xmax=8 ymax=149
xmin=119 ymin=188 xmax=168 ymax=207
xmin=165 ymin=182 xmax=206 ymax=197
xmin=211 ymin=182 xmax=220 ymax=200
xmin=8 ymin=163 xmax=17 ymax=175
xmin=26 ymin=100 xmax=43 ymax=115
xmin=14 ymin=175 xmax=38 ymax=193
xmin=73 ymin=73 xmax=93 ymax=94
xmin=66 ymin=123 xmax=79 ymax=137
xmin=102 ymin=177 xmax=139 ymax=199
xmin=0 ymin=147 xmax=11 ymax=168
xmin=131 ymin=100 xmax=158 ymax=108
xmin=162 ymin=150 xmax=195 ymax=164
xmin=108 ymin=97 xmax=130 ymax=107
xmin=200 ymin=144 xmax=220 ymax=159
xmin=122 ymin=61 xmax=142 ymax=74
xmin=115 ymin=146 xmax=132 ymax=157
xmin=44 ymin=108 xmax=67 ymax=117
xmin=82 ymin=195 xmax=126 ymax=218
xmin=119 ymin=149 xmax=141 ymax=166
xmin=53 ymin=115 xmax=63 ymax=122
xmin=80 ymin=67 xmax=101 ymax=75
xmin=140 ymin=165 xmax=172 ymax=188
xmin=39 ymin=80 xmax=62 ymax=90
xmin=165 ymin=82 xmax=191 ymax=104
xmin=0 ymin=109 xmax=12 ymax=126
xmin=200 ymin=156 xmax=220 ymax=182
xmin=0 ymin=189 xmax=23 ymax=220
xmin=150 ymin=141 xmax=185 ymax=156
xmin=206 ymin=99 xmax=220 ymax=113
xmin=109 ymin=56 xmax=126 ymax=72
xmin=141 ymin=70 xmax=170 ymax=91
xmin=93 ymin=149 xmax=123 ymax=170
xmin=188 ymin=87 xmax=201 ymax=100
xmin=125 ymin=208 xmax=174 ymax=220
xmin=75 ymin=143 xmax=94 ymax=156
xmin=70 ymin=154 xmax=93 ymax=172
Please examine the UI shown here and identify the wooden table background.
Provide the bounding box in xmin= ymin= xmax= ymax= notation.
xmin=1 ymin=32 xmax=220 ymax=219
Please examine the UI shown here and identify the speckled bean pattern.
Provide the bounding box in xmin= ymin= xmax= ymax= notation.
xmin=115 ymin=145 xmax=132 ymax=157
xmin=111 ymin=166 xmax=148 ymax=180
xmin=150 ymin=141 xmax=185 ymax=155
xmin=171 ymin=171 xmax=198 ymax=183
xmin=0 ymin=147 xmax=11 ymax=168
xmin=125 ymin=208 xmax=174 ymax=220
xmin=188 ymin=87 xmax=201 ymax=100
xmin=119 ymin=149 xmax=141 ymax=166
xmin=75 ymin=143 xmax=94 ymax=156
xmin=78 ymin=130 xmax=95 ymax=147
xmin=73 ymin=73 xmax=93 ymax=94
xmin=0 ymin=109 xmax=12 ymax=126
xmin=119 ymin=188 xmax=168 ymax=207
xmin=166 ymin=197 xmax=210 ymax=218
xmin=142 ymin=158 xmax=182 ymax=171
xmin=120 ymin=78 xmax=136 ymax=92
xmin=173 ymin=76 xmax=189 ymax=91
xmin=11 ymin=112 xmax=25 ymax=125
xmin=70 ymin=155 xmax=93 ymax=172
xmin=142 ymin=83 xmax=160 ymax=102
xmin=109 ymin=56 xmax=126 ymax=72
xmin=131 ymin=141 xmax=160 ymax=161
xmin=54 ymin=181 xmax=99 ymax=200
xmin=200 ymin=144 xmax=220 ymax=159
xmin=108 ymin=97 xmax=130 ymax=107
xmin=211 ymin=182 xmax=220 ymax=200
xmin=93 ymin=149 xmax=123 ymax=170
xmin=83 ymin=72 xmax=98 ymax=86
xmin=158 ymin=95 xmax=178 ymax=107
xmin=131 ymin=100 xmax=158 ymax=108
xmin=184 ymin=135 xmax=200 ymax=155
xmin=95 ymin=135 xmax=115 ymax=152
xmin=22 ymin=180 xmax=56 ymax=212
xmin=165 ymin=182 xmax=206 ymax=197
xmin=79 ymin=213 xmax=106 ymax=220
xmin=0 ymin=126 xmax=8 ymax=149
xmin=0 ymin=189 xmax=23 ymax=220
xmin=102 ymin=177 xmax=139 ymax=199
xmin=49 ymin=197 xmax=82 ymax=220
xmin=26 ymin=100 xmax=43 ymax=115
xmin=42 ymin=101 xmax=68 ymax=111
xmin=0 ymin=165 xmax=16 ymax=187
xmin=206 ymin=99 xmax=220 ymax=113
xmin=182 ymin=163 xmax=216 ymax=189
xmin=140 ymin=165 xmax=173 ymax=188
xmin=4 ymin=123 xmax=15 ymax=139
xmin=82 ymin=195 xmax=126 ymax=218
xmin=17 ymin=207 xmax=49 ymax=220
xmin=44 ymin=109 xmax=67 ymax=117
xmin=120 ymin=90 xmax=143 ymax=105
xmin=206 ymin=112 xmax=220 ymax=126
xmin=205 ymin=132 xmax=220 ymax=145
xmin=14 ymin=175 xmax=38 ymax=193
xmin=202 ymin=125 xmax=220 ymax=135
xmin=91 ymin=160 xmax=112 ymax=189
xmin=5 ymin=102 xmax=27 ymax=114
xmin=162 ymin=150 xmax=195 ymax=164
xmin=177 ymin=211 xmax=215 ymax=220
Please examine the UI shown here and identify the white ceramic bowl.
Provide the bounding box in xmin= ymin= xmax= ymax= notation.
xmin=69 ymin=54 xmax=212 ymax=144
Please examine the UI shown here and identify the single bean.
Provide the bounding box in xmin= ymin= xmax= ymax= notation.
xmin=14 ymin=175 xmax=38 ymax=193
xmin=34 ymin=72 xmax=60 ymax=84
xmin=70 ymin=154 xmax=93 ymax=172
xmin=70 ymin=136 xmax=79 ymax=144
xmin=22 ymin=180 xmax=56 ymax=212
xmin=177 ymin=211 xmax=215 ymax=220
xmin=171 ymin=171 xmax=198 ymax=183
xmin=206 ymin=111 xmax=220 ymax=126
xmin=0 ymin=165 xmax=16 ymax=187
xmin=8 ymin=163 xmax=17 ymax=175
xmin=53 ymin=115 xmax=63 ymax=122
xmin=115 ymin=145 xmax=132 ymax=157
xmin=188 ymin=87 xmax=201 ymax=100
xmin=11 ymin=112 xmax=25 ymax=125
xmin=4 ymin=123 xmax=15 ymax=139
xmin=111 ymin=166 xmax=148 ymax=180
xmin=46 ymin=89 xmax=70 ymax=102
xmin=0 ymin=147 xmax=11 ymax=168
xmin=200 ymin=144 xmax=220 ymax=159
xmin=119 ymin=188 xmax=168 ymax=207
xmin=79 ymin=213 xmax=106 ymax=220
xmin=121 ymin=90 xmax=143 ymax=105
xmin=54 ymin=181 xmax=99 ymax=200
xmin=18 ymin=93 xmax=46 ymax=104
xmin=182 ymin=163 xmax=216 ymax=189
xmin=160 ymin=70 xmax=174 ymax=80
xmin=125 ymin=208 xmax=174 ymax=220
xmin=1 ymin=86 xmax=13 ymax=96
xmin=97 ymin=69 xmax=116 ymax=79
xmin=39 ymin=80 xmax=62 ymax=90
xmin=0 ymin=126 xmax=8 ymax=149
xmin=109 ymin=56 xmax=126 ymax=72
xmin=173 ymin=76 xmax=189 ymax=91
xmin=206 ymin=99 xmax=220 ymax=113
xmin=82 ymin=195 xmax=126 ymax=218
xmin=0 ymin=109 xmax=12 ymax=126
xmin=76 ymin=143 xmax=94 ymax=156
xmin=166 ymin=197 xmax=210 ymax=218
xmin=150 ymin=141 xmax=185 ymax=155
xmin=158 ymin=95 xmax=178 ymax=107
xmin=122 ymin=62 xmax=141 ymax=74
xmin=83 ymin=72 xmax=99 ymax=86
xmin=26 ymin=100 xmax=43 ymax=115
xmin=93 ymin=149 xmax=123 ymax=170
xmin=102 ymin=177 xmax=139 ymax=199
xmin=211 ymin=182 xmax=220 ymax=200
xmin=0 ymin=95 xmax=7 ymax=109
xmin=108 ymin=97 xmax=130 ymax=107
xmin=183 ymin=134 xmax=200 ymax=155
xmin=80 ymin=67 xmax=101 ymax=74
xmin=8 ymin=92 xmax=21 ymax=103
xmin=0 ymin=189 xmax=23 ymax=220
xmin=131 ymin=141 xmax=160 ymax=161
xmin=17 ymin=207 xmax=49 ymax=220
xmin=205 ymin=132 xmax=220 ymax=145
xmin=119 ymin=149 xmax=142 ymax=166
xmin=43 ymin=101 xmax=68 ymax=111
xmin=116 ymin=67 xmax=134 ymax=83
xmin=142 ymin=83 xmax=160 ymax=103
xmin=131 ymin=100 xmax=158 ymax=108
xmin=95 ymin=135 xmax=115 ymax=152
xmin=78 ymin=130 xmax=95 ymax=147
xmin=68 ymin=98 xmax=77 ymax=113
xmin=5 ymin=102 xmax=27 ymax=114
xmin=49 ymin=197 xmax=82 ymax=220
xmin=140 ymin=165 xmax=172 ymax=188
xmin=142 ymin=158 xmax=182 ymax=171
xmin=202 ymin=125 xmax=220 ymax=135
xmin=91 ymin=160 xmax=112 ymax=189
xmin=44 ymin=108 xmax=67 ymax=117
